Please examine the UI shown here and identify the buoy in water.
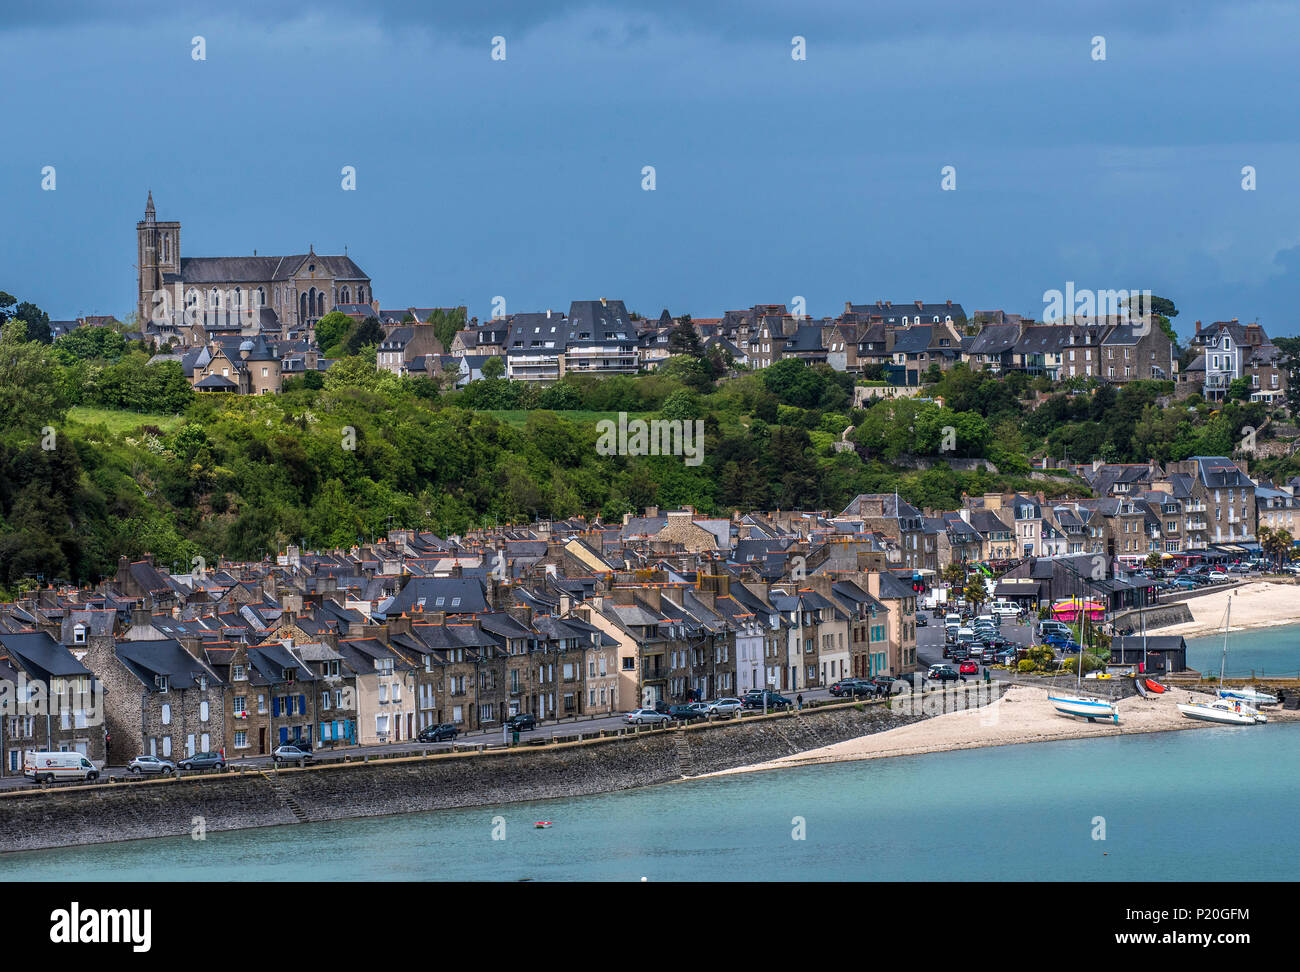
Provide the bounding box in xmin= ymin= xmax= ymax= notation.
xmin=535 ymin=821 xmax=552 ymax=829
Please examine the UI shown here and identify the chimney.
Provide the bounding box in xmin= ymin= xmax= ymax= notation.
xmin=600 ymin=297 xmax=607 ymax=307
xmin=1195 ymin=320 xmax=1202 ymax=334
xmin=946 ymin=298 xmax=952 ymax=308
xmin=844 ymin=301 xmax=852 ymax=314
xmin=645 ymin=505 xmax=659 ymax=518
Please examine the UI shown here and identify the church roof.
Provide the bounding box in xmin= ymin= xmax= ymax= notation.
xmin=178 ymin=253 xmax=368 ymax=284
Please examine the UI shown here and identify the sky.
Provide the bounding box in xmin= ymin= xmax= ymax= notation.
xmin=3 ymin=0 xmax=1300 ymax=340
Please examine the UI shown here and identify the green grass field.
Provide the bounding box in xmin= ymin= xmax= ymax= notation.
xmin=67 ymin=406 xmax=185 ymax=434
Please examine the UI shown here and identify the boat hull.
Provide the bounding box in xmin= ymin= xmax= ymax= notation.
xmin=1048 ymin=694 xmax=1119 ymax=724
xmin=1217 ymin=688 xmax=1278 ymax=706
xmin=1177 ymin=702 xmax=1260 ymax=726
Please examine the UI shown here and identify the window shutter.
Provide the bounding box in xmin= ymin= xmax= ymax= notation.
xmin=272 ymin=697 xmax=280 ymax=717
xmin=299 ymin=694 xmax=306 ymax=715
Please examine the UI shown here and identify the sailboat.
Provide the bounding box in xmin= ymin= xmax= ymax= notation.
xmin=1047 ymin=588 xmax=1119 ymax=725
xmin=1178 ymin=597 xmax=1268 ymax=725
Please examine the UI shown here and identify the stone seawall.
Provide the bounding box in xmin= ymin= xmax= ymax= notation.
xmin=0 ymin=699 xmax=935 ymax=853
xmin=1111 ymin=603 xmax=1193 ymax=631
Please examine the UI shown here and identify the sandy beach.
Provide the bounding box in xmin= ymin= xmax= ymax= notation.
xmin=1158 ymin=581 xmax=1300 ymax=638
xmin=707 ymin=684 xmax=1299 ymax=778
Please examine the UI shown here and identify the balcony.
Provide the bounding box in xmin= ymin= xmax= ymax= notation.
xmin=1186 ymin=501 xmax=1206 ymax=513
xmin=1187 ymin=520 xmax=1208 ymax=531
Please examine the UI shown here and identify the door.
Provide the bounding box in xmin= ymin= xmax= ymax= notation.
xmin=258 ymin=727 xmax=266 ymax=754
xmin=407 ymin=714 xmax=413 ymax=739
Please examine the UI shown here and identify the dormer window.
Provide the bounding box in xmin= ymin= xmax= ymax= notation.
xmin=73 ymin=624 xmax=86 ymax=645
xmin=155 ymin=676 xmax=169 ymax=693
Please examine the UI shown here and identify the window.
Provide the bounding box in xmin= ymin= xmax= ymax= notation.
xmin=321 ymin=692 xmax=331 ymax=711
xmin=73 ymin=624 xmax=86 ymax=644
xmin=234 ymin=730 xmax=247 ymax=749
xmin=257 ymin=694 xmax=266 ymax=714
xmin=161 ymin=703 xmax=171 ymax=726
xmin=232 ymin=664 xmax=246 ymax=681
xmin=233 ymin=696 xmax=247 ymax=716
xmin=200 ymin=701 xmax=209 ymax=722
xmin=622 ymin=657 xmax=635 ymax=671
xmin=391 ymin=682 xmax=401 ymax=703
xmin=156 ymin=676 xmax=169 ymax=693
xmin=378 ymin=684 xmax=388 ymax=703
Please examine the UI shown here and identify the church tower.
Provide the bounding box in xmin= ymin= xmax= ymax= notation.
xmin=136 ymin=191 xmax=181 ymax=325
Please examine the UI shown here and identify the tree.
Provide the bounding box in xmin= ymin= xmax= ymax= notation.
xmin=314 ymin=311 xmax=353 ymax=354
xmin=963 ymin=576 xmax=989 ymax=612
xmin=1226 ymin=376 xmax=1252 ymax=402
xmin=1145 ymin=552 xmax=1163 ymax=570
xmin=11 ymin=301 xmax=52 ymax=343
xmin=345 ymin=316 xmax=385 ymax=356
xmin=480 ymin=355 xmax=505 ymax=379
xmin=0 ymin=320 xmax=67 ymax=437
xmin=667 ymin=316 xmax=702 ymax=356
xmin=426 ymin=306 xmax=468 ymax=353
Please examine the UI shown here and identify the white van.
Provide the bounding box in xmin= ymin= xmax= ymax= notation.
xmin=944 ymin=613 xmax=961 ymax=628
xmin=23 ymin=751 xmax=100 ymax=783
xmin=989 ymin=600 xmax=1020 ymax=619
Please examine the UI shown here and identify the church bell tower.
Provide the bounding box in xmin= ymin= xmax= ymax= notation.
xmin=136 ymin=191 xmax=181 ymax=326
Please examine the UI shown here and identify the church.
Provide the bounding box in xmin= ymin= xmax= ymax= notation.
xmin=135 ymin=191 xmax=373 ymax=341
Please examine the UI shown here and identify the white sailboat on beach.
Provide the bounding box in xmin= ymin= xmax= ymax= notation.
xmin=1178 ymin=597 xmax=1268 ymax=725
xmin=1047 ymin=592 xmax=1119 ymax=725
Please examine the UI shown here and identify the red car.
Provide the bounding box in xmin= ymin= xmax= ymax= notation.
xmin=958 ymin=660 xmax=979 ymax=675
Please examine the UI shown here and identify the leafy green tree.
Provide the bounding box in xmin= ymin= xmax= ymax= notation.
xmin=426 ymin=307 xmax=468 ymax=352
xmin=51 ymin=326 xmax=128 ymax=364
xmin=345 ymin=316 xmax=385 ymax=355
xmin=314 ymin=311 xmax=353 ymax=354
xmin=481 ymin=355 xmax=505 ymax=379
xmin=1226 ymin=376 xmax=1252 ymax=402
xmin=0 ymin=320 xmax=67 ymax=437
xmin=660 ymin=389 xmax=700 ymax=421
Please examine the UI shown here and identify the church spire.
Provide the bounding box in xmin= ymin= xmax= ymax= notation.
xmin=145 ymin=189 xmax=155 ymax=220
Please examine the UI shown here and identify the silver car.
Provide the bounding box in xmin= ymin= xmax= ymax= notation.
xmin=625 ymin=708 xmax=671 ymax=726
xmin=127 ymin=755 xmax=176 ymax=776
xmin=705 ymin=697 xmax=744 ymax=715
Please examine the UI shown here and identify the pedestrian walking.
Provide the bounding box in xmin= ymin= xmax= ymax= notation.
xmin=796 ymin=693 xmax=804 ymax=711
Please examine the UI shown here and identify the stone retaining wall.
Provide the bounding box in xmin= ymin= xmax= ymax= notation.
xmin=0 ymin=696 xmax=969 ymax=853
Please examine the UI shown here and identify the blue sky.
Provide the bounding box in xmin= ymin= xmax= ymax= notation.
xmin=3 ymin=0 xmax=1299 ymax=339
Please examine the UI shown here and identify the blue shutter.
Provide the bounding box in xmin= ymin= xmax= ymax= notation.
xmin=279 ymin=727 xmax=288 ymax=744
xmin=271 ymin=696 xmax=280 ymax=717
xmin=299 ymin=694 xmax=306 ymax=716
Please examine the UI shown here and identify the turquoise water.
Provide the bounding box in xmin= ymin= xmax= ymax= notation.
xmin=1184 ymin=623 xmax=1300 ymax=678
xmin=7 ymin=723 xmax=1298 ymax=881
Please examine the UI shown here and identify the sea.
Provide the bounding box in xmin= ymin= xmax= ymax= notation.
xmin=1183 ymin=622 xmax=1300 ymax=678
xmin=6 ymin=720 xmax=1298 ymax=881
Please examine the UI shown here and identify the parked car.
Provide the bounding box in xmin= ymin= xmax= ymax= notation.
xmin=741 ymin=691 xmax=793 ymax=711
xmin=958 ymin=660 xmax=979 ymax=675
xmin=127 ymin=755 xmax=176 ymax=776
xmin=177 ymin=751 xmax=226 ymax=772
xmin=915 ymin=615 xmax=928 ymax=626
xmin=829 ymin=678 xmax=873 ymax=697
xmin=1207 ymin=571 xmax=1230 ymax=582
xmin=505 ymin=713 xmax=538 ymax=732
xmin=417 ymin=723 xmax=458 ymax=742
xmin=626 ymin=708 xmax=671 ymax=726
xmin=706 ymin=698 xmax=745 ymax=715
xmin=927 ymin=665 xmax=962 ymax=682
xmin=272 ymin=745 xmax=314 ymax=766
xmin=667 ymin=704 xmax=707 ymax=722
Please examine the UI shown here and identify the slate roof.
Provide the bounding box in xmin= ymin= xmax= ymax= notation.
xmin=115 ymin=639 xmax=217 ymax=690
xmin=178 ymin=253 xmax=367 ymax=284
xmin=0 ymin=632 xmax=91 ymax=680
